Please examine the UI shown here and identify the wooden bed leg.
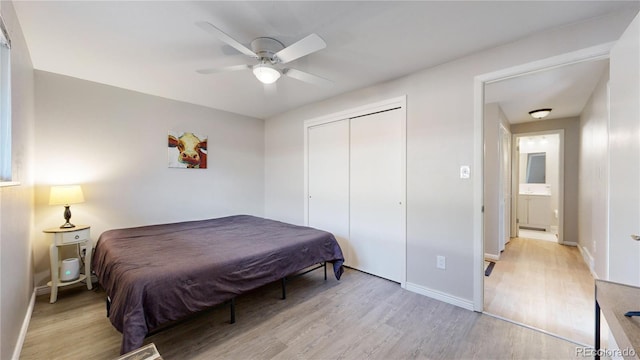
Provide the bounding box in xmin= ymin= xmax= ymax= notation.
xmin=281 ymin=277 xmax=286 ymax=300
xmin=230 ymin=298 xmax=236 ymax=324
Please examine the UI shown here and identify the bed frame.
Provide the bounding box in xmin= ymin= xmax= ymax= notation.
xmin=93 ymin=215 xmax=344 ymax=354
xmin=105 ymin=261 xmax=329 ymax=324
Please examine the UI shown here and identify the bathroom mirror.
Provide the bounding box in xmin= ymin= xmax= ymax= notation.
xmin=526 ymin=152 xmax=546 ymax=183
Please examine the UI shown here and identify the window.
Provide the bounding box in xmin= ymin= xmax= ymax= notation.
xmin=0 ymin=14 xmax=11 ymax=182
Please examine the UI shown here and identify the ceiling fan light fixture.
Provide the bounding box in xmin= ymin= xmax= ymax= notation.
xmin=253 ymin=63 xmax=281 ymax=84
xmin=528 ymin=108 xmax=552 ymax=119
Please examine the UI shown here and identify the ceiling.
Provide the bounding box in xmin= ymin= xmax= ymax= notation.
xmin=12 ymin=1 xmax=640 ymax=119
xmin=485 ymin=59 xmax=610 ymax=124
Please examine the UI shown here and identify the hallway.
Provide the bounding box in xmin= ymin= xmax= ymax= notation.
xmin=484 ymin=236 xmax=594 ymax=345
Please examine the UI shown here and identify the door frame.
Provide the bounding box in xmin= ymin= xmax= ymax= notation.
xmin=303 ymin=95 xmax=407 ymax=288
xmin=511 ymin=130 xmax=565 ymax=244
xmin=473 ymin=42 xmax=614 ymax=311
xmin=498 ymin=123 xmax=511 ymax=252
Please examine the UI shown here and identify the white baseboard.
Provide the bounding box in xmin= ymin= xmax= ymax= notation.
xmin=12 ymin=289 xmax=36 ymax=360
xmin=484 ymin=253 xmax=500 ymax=261
xmin=405 ymin=282 xmax=474 ymax=311
xmin=562 ymin=241 xmax=578 ymax=246
xmin=35 ymin=285 xmax=49 ymax=296
xmin=577 ymin=245 xmax=598 ymax=279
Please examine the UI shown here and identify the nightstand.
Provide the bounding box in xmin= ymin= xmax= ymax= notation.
xmin=43 ymin=225 xmax=93 ymax=303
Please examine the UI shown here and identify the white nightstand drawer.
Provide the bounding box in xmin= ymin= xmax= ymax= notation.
xmin=59 ymin=228 xmax=89 ymax=244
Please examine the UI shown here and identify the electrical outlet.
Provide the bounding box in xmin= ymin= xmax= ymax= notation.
xmin=436 ymin=255 xmax=446 ymax=270
xmin=80 ymin=245 xmax=87 ymax=258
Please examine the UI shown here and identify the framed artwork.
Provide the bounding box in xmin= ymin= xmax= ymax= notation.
xmin=168 ymin=131 xmax=208 ymax=169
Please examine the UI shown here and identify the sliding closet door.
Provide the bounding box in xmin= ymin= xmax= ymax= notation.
xmin=350 ymin=109 xmax=404 ymax=283
xmin=307 ymin=119 xmax=351 ymax=265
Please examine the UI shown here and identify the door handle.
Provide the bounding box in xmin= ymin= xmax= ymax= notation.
xmin=631 ymin=235 xmax=640 ymax=241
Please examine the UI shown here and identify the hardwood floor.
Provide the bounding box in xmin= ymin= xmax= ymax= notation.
xmin=21 ymin=268 xmax=585 ymax=359
xmin=484 ymin=236 xmax=595 ymax=346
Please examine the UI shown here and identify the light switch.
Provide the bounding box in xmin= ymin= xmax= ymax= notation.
xmin=460 ymin=165 xmax=470 ymax=179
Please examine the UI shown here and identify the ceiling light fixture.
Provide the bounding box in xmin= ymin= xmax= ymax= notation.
xmin=253 ymin=63 xmax=281 ymax=84
xmin=528 ymin=108 xmax=552 ymax=119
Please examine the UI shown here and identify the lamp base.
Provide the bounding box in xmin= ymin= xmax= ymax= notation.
xmin=60 ymin=205 xmax=75 ymax=228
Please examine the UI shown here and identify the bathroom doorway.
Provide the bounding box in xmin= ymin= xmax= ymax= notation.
xmin=512 ymin=131 xmax=563 ymax=244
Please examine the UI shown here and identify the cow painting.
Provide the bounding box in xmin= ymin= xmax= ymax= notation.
xmin=168 ymin=132 xmax=208 ymax=169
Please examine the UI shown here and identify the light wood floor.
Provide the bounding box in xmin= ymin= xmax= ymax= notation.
xmin=21 ymin=268 xmax=586 ymax=360
xmin=484 ymin=236 xmax=595 ymax=346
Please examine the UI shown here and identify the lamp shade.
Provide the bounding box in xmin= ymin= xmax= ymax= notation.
xmin=49 ymin=185 xmax=85 ymax=205
xmin=253 ymin=64 xmax=281 ymax=84
xmin=528 ymin=108 xmax=552 ymax=119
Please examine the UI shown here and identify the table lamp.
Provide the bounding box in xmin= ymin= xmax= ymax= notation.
xmin=49 ymin=185 xmax=84 ymax=228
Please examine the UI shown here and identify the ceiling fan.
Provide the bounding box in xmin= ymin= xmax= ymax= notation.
xmin=195 ymin=21 xmax=332 ymax=87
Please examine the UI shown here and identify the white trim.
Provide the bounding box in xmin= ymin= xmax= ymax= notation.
xmin=12 ymin=290 xmax=36 ymax=360
xmin=303 ymin=96 xmax=407 ymax=288
xmin=484 ymin=253 xmax=500 ymax=261
xmin=563 ymin=241 xmax=578 ymax=246
xmin=473 ymin=43 xmax=614 ymax=312
xmin=483 ymin=312 xmax=590 ymax=347
xmin=405 ymin=282 xmax=474 ymax=311
xmin=578 ymin=245 xmax=599 ymax=279
xmin=473 ymin=76 xmax=484 ymax=312
xmin=35 ymin=285 xmax=49 ymax=296
xmin=0 ymin=181 xmax=19 ymax=187
xmin=478 ymin=42 xmax=614 ymax=84
xmin=303 ymin=96 xmax=407 ymax=128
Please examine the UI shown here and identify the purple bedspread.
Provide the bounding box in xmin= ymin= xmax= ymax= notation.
xmin=92 ymin=215 xmax=344 ymax=354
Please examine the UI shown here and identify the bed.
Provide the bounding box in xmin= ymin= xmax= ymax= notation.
xmin=92 ymin=214 xmax=345 ymax=354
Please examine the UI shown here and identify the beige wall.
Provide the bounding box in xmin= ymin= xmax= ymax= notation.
xmin=0 ymin=0 xmax=35 ymax=358
xmin=32 ymin=71 xmax=265 ymax=287
xmin=578 ymin=65 xmax=609 ymax=278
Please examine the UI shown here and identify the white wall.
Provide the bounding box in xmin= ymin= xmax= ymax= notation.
xmin=264 ymin=10 xmax=634 ymax=303
xmin=32 ymin=71 xmax=264 ymax=287
xmin=579 ymin=65 xmax=609 ymax=278
xmin=608 ymin=12 xmax=640 ymax=286
xmin=0 ymin=0 xmax=35 ymax=358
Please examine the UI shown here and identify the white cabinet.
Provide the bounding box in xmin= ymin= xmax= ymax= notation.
xmin=518 ymin=195 xmax=551 ymax=231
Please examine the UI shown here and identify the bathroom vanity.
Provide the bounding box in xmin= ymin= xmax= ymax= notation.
xmin=518 ymin=193 xmax=551 ymax=231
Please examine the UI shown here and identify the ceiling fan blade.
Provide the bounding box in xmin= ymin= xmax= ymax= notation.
xmin=196 ymin=64 xmax=250 ymax=75
xmin=283 ymin=68 xmax=333 ymax=87
xmin=275 ymin=33 xmax=326 ymax=64
xmin=195 ymin=21 xmax=258 ymax=58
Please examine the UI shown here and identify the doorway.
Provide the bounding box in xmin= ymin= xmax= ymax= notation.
xmin=476 ymin=53 xmax=610 ymax=345
xmin=513 ymin=131 xmax=563 ymax=244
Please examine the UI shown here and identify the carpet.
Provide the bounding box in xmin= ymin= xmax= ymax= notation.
xmin=484 ymin=260 xmax=496 ymax=276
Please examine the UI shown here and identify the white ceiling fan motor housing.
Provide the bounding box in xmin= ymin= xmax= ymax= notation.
xmin=251 ymin=37 xmax=285 ymax=63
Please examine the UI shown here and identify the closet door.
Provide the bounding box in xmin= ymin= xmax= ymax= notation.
xmin=307 ymin=119 xmax=351 ymax=265
xmin=350 ymin=109 xmax=404 ymax=283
